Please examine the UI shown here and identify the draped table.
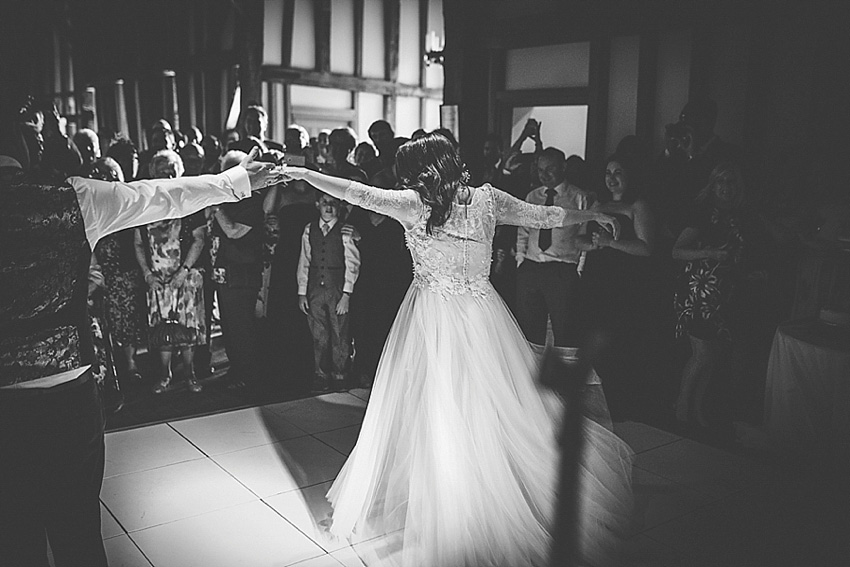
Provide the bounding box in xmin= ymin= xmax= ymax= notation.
xmin=763 ymin=318 xmax=850 ymax=464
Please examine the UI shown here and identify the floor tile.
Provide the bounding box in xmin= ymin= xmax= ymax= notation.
xmin=622 ymin=534 xmax=687 ymax=567
xmin=266 ymin=393 xmax=367 ymax=434
xmin=313 ymin=424 xmax=361 ymax=456
xmin=330 ymin=546 xmax=367 ymax=567
xmin=613 ymin=421 xmax=680 ymax=454
xmin=213 ymin=435 xmax=347 ymax=498
xmin=104 ymin=423 xmax=205 ymax=478
xmin=100 ymin=458 xmax=257 ymax=532
xmin=130 ymin=500 xmax=325 ymax=567
xmin=170 ymin=406 xmax=308 ymax=456
xmin=640 ymin=494 xmax=809 ymax=566
xmin=289 ymin=554 xmax=344 ymax=567
xmin=629 ymin=467 xmax=717 ymax=535
xmin=633 ymin=438 xmax=771 ymax=499
xmin=347 ymin=388 xmax=371 ymax=403
xmin=265 ymin=481 xmax=349 ymax=552
xmin=101 ymin=501 xmax=124 ymax=539
xmin=103 ymin=535 xmax=153 ymax=567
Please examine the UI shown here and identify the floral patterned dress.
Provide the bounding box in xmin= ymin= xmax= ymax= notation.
xmin=142 ymin=215 xmax=207 ymax=348
xmin=674 ymin=206 xmax=747 ymax=340
xmin=94 ymin=229 xmax=146 ymax=348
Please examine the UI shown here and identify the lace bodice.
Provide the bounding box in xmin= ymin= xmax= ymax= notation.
xmin=345 ymin=182 xmax=565 ymax=299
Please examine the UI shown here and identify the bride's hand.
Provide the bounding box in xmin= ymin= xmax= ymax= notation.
xmin=240 ymin=147 xmax=286 ymax=191
xmin=279 ymin=166 xmax=310 ymax=183
xmin=595 ymin=213 xmax=620 ymax=240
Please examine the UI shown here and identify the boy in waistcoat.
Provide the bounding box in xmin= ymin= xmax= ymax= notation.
xmin=297 ymin=194 xmax=360 ymax=391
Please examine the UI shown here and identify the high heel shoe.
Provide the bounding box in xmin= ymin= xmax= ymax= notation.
xmin=152 ymin=376 xmax=171 ymax=394
xmin=186 ymin=374 xmax=203 ymax=393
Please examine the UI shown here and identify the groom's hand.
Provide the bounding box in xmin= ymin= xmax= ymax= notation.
xmin=241 ymin=147 xmax=285 ymax=191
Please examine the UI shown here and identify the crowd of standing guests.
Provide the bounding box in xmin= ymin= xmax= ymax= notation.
xmin=475 ymin=98 xmax=804 ymax=440
xmin=2 ymin=99 xmax=416 ymax=407
xmin=6 ymin=94 xmax=845 ymax=441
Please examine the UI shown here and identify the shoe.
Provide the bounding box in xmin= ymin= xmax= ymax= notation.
xmin=331 ymin=375 xmax=347 ymax=392
xmin=152 ymin=376 xmax=171 ymax=394
xmin=311 ymin=375 xmax=330 ymax=393
xmin=186 ymin=375 xmax=203 ymax=393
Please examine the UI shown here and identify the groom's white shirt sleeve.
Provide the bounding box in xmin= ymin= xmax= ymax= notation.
xmin=70 ymin=165 xmax=251 ymax=250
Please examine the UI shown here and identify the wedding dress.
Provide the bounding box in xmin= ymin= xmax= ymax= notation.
xmin=326 ymin=182 xmax=633 ymax=567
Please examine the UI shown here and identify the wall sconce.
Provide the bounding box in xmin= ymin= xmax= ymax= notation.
xmin=424 ymin=30 xmax=445 ymax=67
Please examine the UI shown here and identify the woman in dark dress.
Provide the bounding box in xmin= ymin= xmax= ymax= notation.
xmin=88 ymin=157 xmax=147 ymax=382
xmin=578 ymin=154 xmax=658 ymax=421
xmin=672 ymin=161 xmax=753 ymax=427
xmin=263 ymin=178 xmax=318 ymax=391
xmin=351 ymin=210 xmax=412 ymax=387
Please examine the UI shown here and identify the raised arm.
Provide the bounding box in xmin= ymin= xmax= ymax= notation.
xmin=71 ymin=149 xmax=283 ymax=249
xmin=492 ymin=187 xmax=620 ymax=237
xmin=281 ymin=167 xmax=422 ymax=227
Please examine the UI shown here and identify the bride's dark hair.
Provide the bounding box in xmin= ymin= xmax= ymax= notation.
xmin=395 ymin=131 xmax=468 ymax=234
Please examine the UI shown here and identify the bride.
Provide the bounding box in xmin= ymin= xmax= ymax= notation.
xmin=281 ymin=132 xmax=633 ymax=567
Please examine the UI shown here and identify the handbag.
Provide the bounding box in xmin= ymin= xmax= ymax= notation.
xmin=148 ymin=283 xmax=198 ymax=346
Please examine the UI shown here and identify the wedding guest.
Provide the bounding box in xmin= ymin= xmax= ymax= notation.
xmin=210 ymin=150 xmax=267 ymax=391
xmin=672 ymin=161 xmax=756 ymax=429
xmin=135 ymin=150 xmax=208 ymax=394
xmin=0 ymin=111 xmax=280 ymax=566
xmin=515 ymin=147 xmax=592 ymax=347
xmin=88 ymin=158 xmax=147 ymax=385
xmin=577 ymin=154 xmax=660 ymax=421
xmin=297 ymin=193 xmax=361 ymax=392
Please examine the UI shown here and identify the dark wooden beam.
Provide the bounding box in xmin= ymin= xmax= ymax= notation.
xmin=235 ymin=0 xmax=264 ymax=108
xmin=495 ymin=87 xmax=589 ymax=106
xmin=488 ymin=49 xmax=506 ymax=137
xmin=384 ymin=0 xmax=400 ymax=83
xmin=636 ymin=31 xmax=658 ymax=144
xmin=418 ymin=0 xmax=428 ymax=128
xmin=282 ymin=0 xmax=295 ymax=68
xmin=316 ymin=0 xmax=331 ymax=73
xmin=586 ymin=36 xmax=610 ymax=166
xmin=262 ymin=66 xmax=442 ymax=99
xmin=418 ymin=0 xmax=428 ymax=87
xmin=384 ymin=0 xmax=400 ymax=125
xmin=354 ymin=0 xmax=364 ymax=77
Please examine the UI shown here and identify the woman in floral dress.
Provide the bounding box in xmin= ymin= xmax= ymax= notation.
xmin=134 ymin=150 xmax=207 ymax=393
xmin=672 ymin=161 xmax=753 ymax=427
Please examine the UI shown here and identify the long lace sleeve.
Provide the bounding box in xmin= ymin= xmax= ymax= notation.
xmin=492 ymin=186 xmax=565 ymax=229
xmin=344 ymin=181 xmax=423 ymax=227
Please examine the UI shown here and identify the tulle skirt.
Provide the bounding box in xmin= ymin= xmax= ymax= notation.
xmin=327 ymin=284 xmax=633 ymax=567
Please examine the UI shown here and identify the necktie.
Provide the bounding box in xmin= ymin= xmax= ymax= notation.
xmin=538 ymin=188 xmax=556 ymax=251
xmin=321 ymin=222 xmax=330 ymax=236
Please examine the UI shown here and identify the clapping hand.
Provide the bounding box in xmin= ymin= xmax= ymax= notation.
xmin=595 ymin=213 xmax=620 ymax=240
xmin=592 ymin=229 xmax=614 ymax=248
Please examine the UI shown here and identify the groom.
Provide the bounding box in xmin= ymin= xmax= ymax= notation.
xmin=0 ymin=134 xmax=281 ymax=567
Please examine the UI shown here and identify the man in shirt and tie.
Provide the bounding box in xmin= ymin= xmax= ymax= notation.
xmin=515 ymin=147 xmax=592 ymax=347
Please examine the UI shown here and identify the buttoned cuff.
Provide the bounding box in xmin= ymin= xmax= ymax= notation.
xmin=222 ymin=165 xmax=251 ymax=199
xmin=298 ymin=286 xmax=307 ymax=295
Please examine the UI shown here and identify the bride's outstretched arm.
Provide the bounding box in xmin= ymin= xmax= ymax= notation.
xmin=492 ymin=186 xmax=619 ymax=238
xmin=281 ymin=166 xmax=422 ymax=226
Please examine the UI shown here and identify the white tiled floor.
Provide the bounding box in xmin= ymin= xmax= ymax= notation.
xmin=87 ymin=391 xmax=847 ymax=567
